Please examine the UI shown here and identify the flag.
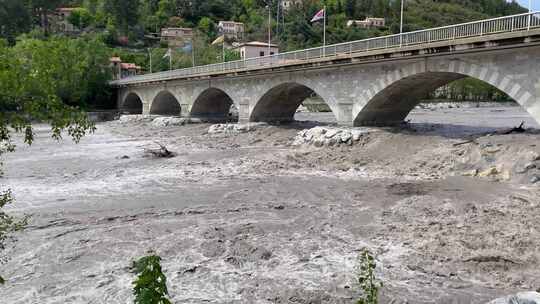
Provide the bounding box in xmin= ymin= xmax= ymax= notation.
xmin=311 ymin=8 xmax=325 ymax=23
xmin=212 ymin=35 xmax=224 ymax=45
xmin=162 ymin=48 xmax=171 ymax=59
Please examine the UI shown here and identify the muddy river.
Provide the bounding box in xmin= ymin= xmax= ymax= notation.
xmin=1 ymin=106 xmax=539 ymax=303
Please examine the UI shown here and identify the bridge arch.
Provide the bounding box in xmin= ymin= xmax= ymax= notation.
xmin=354 ymin=61 xmax=537 ymax=126
xmin=250 ymin=82 xmax=338 ymax=123
xmin=121 ymin=92 xmax=144 ymax=114
xmin=150 ymin=90 xmax=181 ymax=116
xmin=190 ymin=88 xmax=236 ymax=122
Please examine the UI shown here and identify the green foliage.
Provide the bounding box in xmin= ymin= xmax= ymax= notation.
xmin=132 ymin=253 xmax=172 ymax=304
xmin=0 ymin=190 xmax=29 ymax=284
xmin=0 ymin=0 xmax=31 ymax=44
xmin=198 ymin=17 xmax=216 ymax=40
xmin=356 ymin=249 xmax=382 ymax=304
xmin=7 ymin=35 xmax=113 ymax=109
xmin=68 ymin=8 xmax=95 ymax=29
xmin=430 ymin=77 xmax=511 ymax=102
xmin=104 ymin=0 xmax=140 ymax=35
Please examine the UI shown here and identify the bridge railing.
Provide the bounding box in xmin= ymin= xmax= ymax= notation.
xmin=112 ymin=11 xmax=540 ymax=85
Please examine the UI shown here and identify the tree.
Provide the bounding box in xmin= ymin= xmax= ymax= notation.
xmin=103 ymin=0 xmax=140 ymax=35
xmin=0 ymin=0 xmax=31 ymax=43
xmin=68 ymin=8 xmax=94 ymax=29
xmin=345 ymin=0 xmax=357 ymax=18
xmin=197 ymin=17 xmax=215 ymax=41
xmin=11 ymin=36 xmax=112 ymax=108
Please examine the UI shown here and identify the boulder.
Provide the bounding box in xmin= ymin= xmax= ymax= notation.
xmin=324 ymin=129 xmax=340 ymax=139
xmin=118 ymin=115 xmax=150 ymax=123
xmin=151 ymin=117 xmax=187 ymax=127
xmin=208 ymin=123 xmax=267 ymax=134
xmin=292 ymin=127 xmax=372 ymax=147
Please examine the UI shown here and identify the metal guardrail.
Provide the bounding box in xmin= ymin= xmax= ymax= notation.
xmin=112 ymin=11 xmax=540 ymax=86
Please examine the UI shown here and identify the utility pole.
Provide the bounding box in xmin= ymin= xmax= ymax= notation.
xmin=267 ymin=4 xmax=272 ymax=56
xmin=400 ymin=0 xmax=404 ymax=47
xmin=148 ymin=48 xmax=153 ymax=73
xmin=191 ymin=35 xmax=196 ymax=67
xmin=276 ymin=0 xmax=280 ymax=36
xmin=528 ymin=0 xmax=533 ymax=30
xmin=323 ymin=5 xmax=326 ymax=56
xmin=192 ymin=43 xmax=196 ymax=67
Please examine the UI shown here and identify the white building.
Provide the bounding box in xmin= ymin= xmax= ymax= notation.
xmin=281 ymin=0 xmax=302 ymax=11
xmin=347 ymin=17 xmax=386 ymax=28
xmin=234 ymin=42 xmax=279 ymax=59
xmin=218 ymin=21 xmax=245 ymax=40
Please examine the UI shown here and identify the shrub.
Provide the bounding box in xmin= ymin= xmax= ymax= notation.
xmin=356 ymin=248 xmax=383 ymax=304
xmin=132 ymin=253 xmax=172 ymax=304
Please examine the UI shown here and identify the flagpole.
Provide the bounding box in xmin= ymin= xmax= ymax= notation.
xmin=323 ymin=5 xmax=326 ymax=57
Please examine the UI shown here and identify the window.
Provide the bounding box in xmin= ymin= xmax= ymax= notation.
xmin=260 ymin=51 xmax=265 ymax=57
xmin=270 ymin=52 xmax=275 ymax=55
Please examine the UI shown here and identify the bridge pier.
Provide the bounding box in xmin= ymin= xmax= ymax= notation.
xmin=237 ymin=99 xmax=251 ymax=124
xmin=335 ymin=101 xmax=354 ymax=127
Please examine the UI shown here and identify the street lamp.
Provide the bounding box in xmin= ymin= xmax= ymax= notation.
xmin=266 ymin=4 xmax=271 ymax=56
xmin=148 ymin=48 xmax=153 ymax=73
xmin=528 ymin=0 xmax=533 ymax=30
xmin=400 ymin=0 xmax=404 ymax=47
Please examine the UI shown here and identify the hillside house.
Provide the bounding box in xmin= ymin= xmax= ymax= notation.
xmin=48 ymin=7 xmax=78 ymax=33
xmin=110 ymin=57 xmax=142 ymax=80
xmin=218 ymin=21 xmax=245 ymax=40
xmin=347 ymin=17 xmax=386 ymax=28
xmin=234 ymin=42 xmax=279 ymax=59
xmin=161 ymin=27 xmax=193 ymax=47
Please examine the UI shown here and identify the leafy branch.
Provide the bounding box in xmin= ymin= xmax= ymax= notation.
xmin=356 ymin=248 xmax=383 ymax=304
xmin=132 ymin=253 xmax=172 ymax=304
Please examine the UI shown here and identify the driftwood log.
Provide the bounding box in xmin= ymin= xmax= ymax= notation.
xmin=144 ymin=142 xmax=176 ymax=158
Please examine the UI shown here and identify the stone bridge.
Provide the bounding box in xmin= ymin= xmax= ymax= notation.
xmin=113 ymin=13 xmax=540 ymax=126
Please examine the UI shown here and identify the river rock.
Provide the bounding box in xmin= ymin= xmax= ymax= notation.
xmin=118 ymin=115 xmax=151 ymax=123
xmin=293 ymin=127 xmax=372 ymax=146
xmin=487 ymin=291 xmax=540 ymax=304
xmin=208 ymin=123 xmax=268 ymax=134
xmin=151 ymin=117 xmax=188 ymax=127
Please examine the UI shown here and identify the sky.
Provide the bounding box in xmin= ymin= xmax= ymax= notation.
xmin=516 ymin=0 xmax=540 ymax=11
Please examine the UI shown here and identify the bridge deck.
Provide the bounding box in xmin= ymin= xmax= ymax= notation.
xmin=111 ymin=12 xmax=540 ymax=87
